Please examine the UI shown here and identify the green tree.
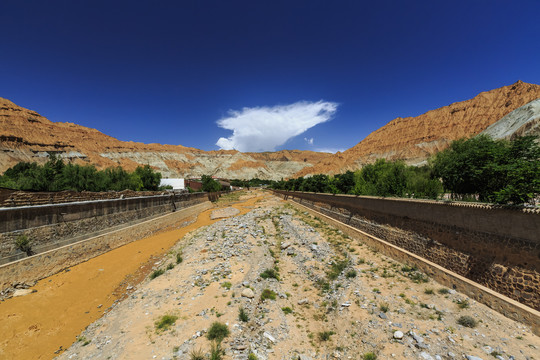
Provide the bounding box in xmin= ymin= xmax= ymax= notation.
xmin=201 ymin=175 xmax=222 ymax=192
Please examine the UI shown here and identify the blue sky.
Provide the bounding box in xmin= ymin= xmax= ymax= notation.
xmin=1 ymin=1 xmax=539 ymax=153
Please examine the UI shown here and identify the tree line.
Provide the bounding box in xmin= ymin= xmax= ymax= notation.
xmin=0 ymin=154 xmax=162 ymax=192
xmin=270 ymin=135 xmax=539 ymax=205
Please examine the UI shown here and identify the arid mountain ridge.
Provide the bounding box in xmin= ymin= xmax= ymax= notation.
xmin=1 ymin=80 xmax=539 ymax=180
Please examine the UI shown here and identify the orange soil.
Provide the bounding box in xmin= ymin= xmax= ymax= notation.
xmin=0 ymin=194 xmax=263 ymax=360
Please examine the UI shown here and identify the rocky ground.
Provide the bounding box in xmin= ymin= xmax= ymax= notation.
xmin=58 ymin=193 xmax=539 ymax=360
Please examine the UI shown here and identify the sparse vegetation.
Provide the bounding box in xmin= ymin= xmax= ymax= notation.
xmin=281 ymin=306 xmax=293 ymax=314
xmin=363 ymin=353 xmax=377 ymax=360
xmin=238 ymin=307 xmax=249 ymax=322
xmin=345 ymin=269 xmax=357 ymax=278
xmin=456 ymin=299 xmax=470 ymax=309
xmin=457 ymin=315 xmax=477 ymax=328
xmin=189 ymin=348 xmax=205 ymax=360
xmin=248 ymin=353 xmax=258 ymax=360
xmin=260 ymin=288 xmax=277 ymax=301
xmin=15 ymin=235 xmax=32 ymax=256
xmin=150 ymin=269 xmax=165 ymax=279
xmin=438 ymin=288 xmax=450 ymax=294
xmin=424 ymin=288 xmax=434 ymax=294
xmin=318 ymin=331 xmax=335 ymax=341
xmin=260 ymin=268 xmax=279 ymax=280
xmin=155 ymin=314 xmax=178 ymax=332
xmin=379 ymin=302 xmax=389 ymax=313
xmin=207 ymin=322 xmax=230 ymax=342
xmin=176 ymin=252 xmax=183 ymax=264
xmin=209 ymin=341 xmax=224 ymax=360
xmin=166 ymin=263 xmax=175 ymax=270
xmin=221 ymin=281 xmax=232 ymax=290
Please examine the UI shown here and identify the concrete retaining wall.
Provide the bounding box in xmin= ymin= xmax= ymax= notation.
xmin=0 ymin=193 xmax=208 ymax=263
xmin=273 ymin=190 xmax=540 ymax=311
xmin=0 ymin=201 xmax=212 ymax=290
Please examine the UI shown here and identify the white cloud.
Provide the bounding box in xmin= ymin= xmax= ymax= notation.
xmin=304 ymin=137 xmax=314 ymax=145
xmin=216 ymin=101 xmax=338 ymax=152
xmin=315 ymin=147 xmax=345 ymax=154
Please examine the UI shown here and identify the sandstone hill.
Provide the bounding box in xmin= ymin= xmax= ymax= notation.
xmin=2 ymin=80 xmax=540 ymax=181
xmin=295 ymin=80 xmax=540 ymax=177
xmin=0 ymin=98 xmax=332 ymax=180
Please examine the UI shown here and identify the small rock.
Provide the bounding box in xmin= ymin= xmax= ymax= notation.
xmin=263 ymin=331 xmax=276 ymax=343
xmin=281 ymin=242 xmax=291 ymax=250
xmin=378 ymin=312 xmax=387 ymax=319
xmin=393 ymin=331 xmax=404 ymax=339
xmin=241 ymin=288 xmax=255 ymax=298
xmin=420 ymin=352 xmax=434 ymax=360
xmin=13 ymin=289 xmax=35 ymax=297
xmin=465 ymin=356 xmax=484 ymax=360
xmin=297 ymin=298 xmax=309 ymax=305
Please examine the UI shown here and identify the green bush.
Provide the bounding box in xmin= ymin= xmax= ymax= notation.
xmin=209 ymin=341 xmax=224 ymax=360
xmin=318 ymin=331 xmax=335 ymax=341
xmin=150 ymin=269 xmax=165 ymax=279
xmin=260 ymin=289 xmax=277 ymax=301
xmin=176 ymin=252 xmax=183 ymax=264
xmin=363 ymin=353 xmax=377 ymax=360
xmin=457 ymin=315 xmax=477 ymax=328
xmin=281 ymin=307 xmax=293 ymax=314
xmin=238 ymin=307 xmax=249 ymax=322
xmin=260 ymin=268 xmax=279 ymax=280
xmin=207 ymin=322 xmax=230 ymax=342
xmin=15 ymin=235 xmax=32 ymax=255
xmin=155 ymin=314 xmax=178 ymax=331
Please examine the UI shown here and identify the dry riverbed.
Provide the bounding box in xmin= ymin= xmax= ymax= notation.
xmin=0 ymin=191 xmax=261 ymax=359
xmin=57 ymin=193 xmax=539 ymax=360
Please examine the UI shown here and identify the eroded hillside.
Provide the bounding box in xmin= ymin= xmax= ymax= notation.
xmin=0 ymin=98 xmax=332 ymax=180
xmin=295 ymin=80 xmax=540 ymax=177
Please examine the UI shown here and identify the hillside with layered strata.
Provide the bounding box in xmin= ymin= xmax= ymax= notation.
xmin=295 ymin=80 xmax=540 ymax=177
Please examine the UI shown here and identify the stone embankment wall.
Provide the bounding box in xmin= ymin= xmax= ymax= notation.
xmin=0 ymin=201 xmax=212 ymax=290
xmin=0 ymin=192 xmax=208 ymax=264
xmin=0 ymin=188 xmax=175 ymax=207
xmin=273 ymin=190 xmax=540 ymax=311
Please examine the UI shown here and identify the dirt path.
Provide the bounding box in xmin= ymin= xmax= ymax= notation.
xmin=0 ymin=191 xmax=263 ymax=360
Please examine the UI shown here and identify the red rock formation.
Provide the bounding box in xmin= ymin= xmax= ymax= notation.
xmin=295 ymin=80 xmax=540 ymax=177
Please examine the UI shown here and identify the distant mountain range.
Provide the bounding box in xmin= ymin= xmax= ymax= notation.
xmin=1 ymin=80 xmax=539 ymax=180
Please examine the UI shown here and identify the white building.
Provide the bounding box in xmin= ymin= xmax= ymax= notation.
xmin=159 ymin=178 xmax=185 ymax=190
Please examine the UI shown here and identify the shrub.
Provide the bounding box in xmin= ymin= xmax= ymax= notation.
xmin=281 ymin=307 xmax=293 ymax=314
xmin=207 ymin=322 xmax=229 ymax=342
xmin=260 ymin=268 xmax=279 ymax=280
xmin=363 ymin=353 xmax=377 ymax=360
xmin=345 ymin=270 xmax=357 ymax=278
xmin=456 ymin=299 xmax=469 ymax=309
xmin=424 ymin=288 xmax=434 ymax=295
xmin=318 ymin=331 xmax=335 ymax=341
xmin=438 ymin=288 xmax=450 ymax=294
xmin=155 ymin=314 xmax=178 ymax=331
xmin=15 ymin=235 xmax=32 ymax=255
xmin=189 ymin=348 xmax=205 ymax=360
xmin=457 ymin=315 xmax=477 ymax=328
xmin=176 ymin=252 xmax=183 ymax=264
xmin=209 ymin=341 xmax=224 ymax=360
xmin=261 ymin=289 xmax=277 ymax=301
xmin=248 ymin=353 xmax=258 ymax=360
xmin=328 ymin=259 xmax=349 ymax=280
xmin=379 ymin=303 xmax=389 ymax=313
xmin=166 ymin=263 xmax=175 ymax=270
xmin=150 ymin=269 xmax=165 ymax=279
xmin=238 ymin=307 xmax=249 ymax=322
xmin=221 ymin=282 xmax=232 ymax=290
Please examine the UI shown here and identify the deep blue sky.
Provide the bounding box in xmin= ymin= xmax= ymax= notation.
xmin=1 ymin=1 xmax=539 ymax=152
